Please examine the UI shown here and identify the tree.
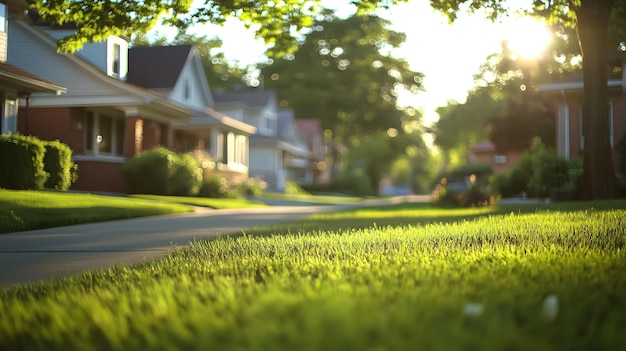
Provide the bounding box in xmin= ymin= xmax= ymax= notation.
xmin=261 ymin=12 xmax=423 ymax=141
xmin=429 ymin=0 xmax=626 ymax=199
xmin=433 ymin=72 xmax=514 ymax=170
xmin=32 ymin=0 xmax=402 ymax=54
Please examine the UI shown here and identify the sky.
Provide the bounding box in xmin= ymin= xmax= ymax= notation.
xmin=167 ymin=1 xmax=551 ymax=125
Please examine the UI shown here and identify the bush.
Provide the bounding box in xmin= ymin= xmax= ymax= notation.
xmin=527 ymin=138 xmax=569 ymax=198
xmin=0 ymin=134 xmax=48 ymax=190
xmin=488 ymin=137 xmax=570 ymax=199
xmin=124 ymin=147 xmax=173 ymax=195
xmin=431 ymin=178 xmax=460 ymax=207
xmin=237 ymin=176 xmax=266 ymax=197
xmin=124 ymin=147 xmax=201 ymax=196
xmin=168 ymin=153 xmax=201 ymax=196
xmin=553 ymin=158 xmax=583 ymax=201
xmin=198 ymin=173 xmax=235 ymax=198
xmin=43 ymin=140 xmax=77 ymax=190
xmin=284 ymin=181 xmax=310 ymax=196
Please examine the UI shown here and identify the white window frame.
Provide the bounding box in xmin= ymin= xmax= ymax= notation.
xmin=85 ymin=110 xmax=125 ymax=156
xmin=107 ymin=37 xmax=127 ymax=80
xmin=1 ymin=95 xmax=18 ymax=134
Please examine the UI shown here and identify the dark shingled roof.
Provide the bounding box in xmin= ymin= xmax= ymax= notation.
xmin=213 ymin=90 xmax=276 ymax=108
xmin=127 ymin=45 xmax=194 ymax=89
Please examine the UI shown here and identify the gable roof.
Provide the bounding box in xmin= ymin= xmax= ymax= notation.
xmin=0 ymin=62 xmax=66 ymax=95
xmin=9 ymin=20 xmax=192 ymax=118
xmin=127 ymin=45 xmax=194 ymax=89
xmin=213 ymin=90 xmax=276 ymax=108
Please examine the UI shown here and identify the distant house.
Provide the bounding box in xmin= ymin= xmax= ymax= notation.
xmin=277 ymin=109 xmax=311 ymax=185
xmin=296 ymin=118 xmax=330 ymax=185
xmin=468 ymin=141 xmax=523 ymax=173
xmin=213 ymin=90 xmax=309 ymax=191
xmin=538 ymin=52 xmax=626 ymax=170
xmin=7 ymin=12 xmax=254 ymax=193
xmin=0 ymin=0 xmax=65 ymax=135
xmin=127 ymin=45 xmax=256 ymax=180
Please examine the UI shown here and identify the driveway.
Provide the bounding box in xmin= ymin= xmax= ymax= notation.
xmin=0 ymin=204 xmax=355 ymax=287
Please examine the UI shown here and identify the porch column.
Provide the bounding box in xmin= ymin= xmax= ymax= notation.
xmin=162 ymin=123 xmax=174 ymax=150
xmin=210 ymin=129 xmax=222 ymax=161
xmin=556 ymin=103 xmax=570 ymax=159
xmin=124 ymin=117 xmax=143 ymax=157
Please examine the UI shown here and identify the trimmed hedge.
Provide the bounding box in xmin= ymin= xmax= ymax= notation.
xmin=43 ymin=140 xmax=77 ymax=190
xmin=124 ymin=147 xmax=201 ymax=196
xmin=0 ymin=134 xmax=48 ymax=190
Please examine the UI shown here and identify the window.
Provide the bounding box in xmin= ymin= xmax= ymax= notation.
xmin=493 ymin=155 xmax=508 ymax=164
xmin=579 ymin=101 xmax=614 ymax=149
xmin=1 ymin=96 xmax=17 ymax=134
xmin=0 ymin=3 xmax=6 ymax=32
xmin=111 ymin=43 xmax=121 ymax=78
xmin=235 ymin=135 xmax=247 ymax=165
xmin=184 ymin=79 xmax=191 ymax=100
xmin=85 ymin=111 xmax=125 ymax=156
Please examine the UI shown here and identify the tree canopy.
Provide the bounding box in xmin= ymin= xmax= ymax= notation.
xmin=32 ymin=0 xmax=406 ymax=54
xmin=260 ymin=12 xmax=423 ymax=141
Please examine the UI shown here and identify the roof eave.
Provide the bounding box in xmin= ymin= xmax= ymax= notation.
xmin=0 ymin=71 xmax=66 ymax=95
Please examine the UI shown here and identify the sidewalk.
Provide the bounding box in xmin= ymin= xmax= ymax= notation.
xmin=0 ymin=204 xmax=350 ymax=287
xmin=0 ymin=196 xmax=432 ymax=287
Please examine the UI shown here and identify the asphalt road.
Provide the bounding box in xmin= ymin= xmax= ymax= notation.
xmin=0 ymin=204 xmax=355 ymax=288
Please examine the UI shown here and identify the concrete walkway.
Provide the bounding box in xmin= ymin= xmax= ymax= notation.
xmin=0 ymin=197 xmax=426 ymax=287
xmin=0 ymin=204 xmax=353 ymax=287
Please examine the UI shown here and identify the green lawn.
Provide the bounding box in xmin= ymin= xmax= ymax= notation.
xmin=129 ymin=194 xmax=269 ymax=209
xmin=0 ymin=189 xmax=195 ymax=234
xmin=0 ymin=190 xmax=272 ymax=234
xmin=1 ymin=199 xmax=625 ymax=350
xmin=256 ymin=191 xmax=363 ymax=205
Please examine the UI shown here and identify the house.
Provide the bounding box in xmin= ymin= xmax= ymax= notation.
xmin=277 ymin=109 xmax=311 ymax=185
xmin=6 ymin=11 xmax=254 ymax=193
xmin=538 ymin=53 xmax=626 ymax=170
xmin=213 ymin=90 xmax=309 ymax=191
xmin=468 ymin=141 xmax=523 ymax=173
xmin=127 ymin=45 xmax=256 ymax=180
xmin=296 ymin=118 xmax=330 ymax=185
xmin=0 ymin=0 xmax=65 ymax=135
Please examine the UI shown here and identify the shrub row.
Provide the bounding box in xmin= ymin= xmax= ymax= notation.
xmin=0 ymin=134 xmax=76 ymax=190
xmin=123 ymin=147 xmax=265 ymax=198
xmin=489 ymin=137 xmax=574 ymax=199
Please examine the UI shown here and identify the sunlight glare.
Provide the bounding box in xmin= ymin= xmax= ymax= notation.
xmin=505 ymin=17 xmax=552 ymax=59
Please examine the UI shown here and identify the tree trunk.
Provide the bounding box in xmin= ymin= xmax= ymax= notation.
xmin=576 ymin=0 xmax=618 ymax=200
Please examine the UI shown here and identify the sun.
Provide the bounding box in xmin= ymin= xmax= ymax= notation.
xmin=505 ymin=16 xmax=552 ymax=59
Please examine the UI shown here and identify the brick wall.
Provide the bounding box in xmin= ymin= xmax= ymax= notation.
xmin=72 ymin=160 xmax=127 ymax=193
xmin=18 ymin=107 xmax=86 ymax=151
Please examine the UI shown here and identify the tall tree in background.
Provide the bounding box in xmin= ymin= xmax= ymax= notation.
xmin=261 ymin=12 xmax=423 ymax=187
xmin=429 ymin=0 xmax=625 ymax=199
xmin=261 ymin=12 xmax=423 ymax=141
xmin=32 ymin=0 xmax=406 ymax=54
